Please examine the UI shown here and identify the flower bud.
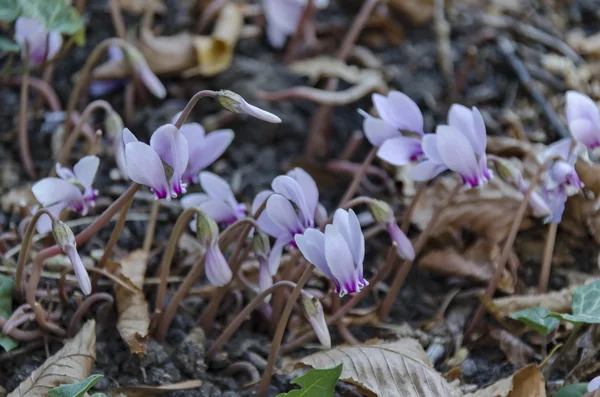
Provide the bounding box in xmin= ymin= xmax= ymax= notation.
xmin=491 ymin=157 xmax=522 ymax=185
xmin=252 ymin=232 xmax=271 ymax=259
xmin=366 ymin=199 xmax=394 ymax=225
xmin=299 ymin=291 xmax=330 ymax=349
xmin=366 ymin=199 xmax=415 ymax=260
xmin=196 ymin=211 xmax=219 ymax=245
xmin=205 ymin=243 xmax=232 ymax=287
xmin=122 ymin=44 xmax=166 ymax=99
xmin=215 ymin=90 xmax=281 ymax=123
xmin=51 ymin=219 xmax=91 ymax=295
xmin=104 ymin=111 xmax=124 ymax=140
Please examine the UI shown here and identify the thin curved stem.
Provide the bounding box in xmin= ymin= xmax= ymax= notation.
xmin=256 ymin=265 xmax=313 ymax=395
xmin=338 ymin=147 xmax=377 ymax=206
xmin=208 ymin=281 xmax=297 ymax=358
xmin=401 ymin=182 xmax=426 ymax=233
xmin=143 ymin=201 xmax=161 ymax=254
xmin=538 ymin=222 xmax=558 ymax=293
xmin=67 ymin=292 xmax=113 ymax=337
xmin=154 ymin=207 xmax=203 ymax=314
xmin=0 ymin=76 xmax=61 ymax=111
xmin=174 ymin=90 xmax=219 ymax=128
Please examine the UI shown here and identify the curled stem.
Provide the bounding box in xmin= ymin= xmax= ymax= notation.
xmin=378 ymin=182 xmax=461 ymax=321
xmin=68 ymin=292 xmax=114 ymax=337
xmin=174 ymin=90 xmax=219 ymax=129
xmin=256 ymin=265 xmax=313 ymax=396
xmin=208 ymin=281 xmax=297 ymax=358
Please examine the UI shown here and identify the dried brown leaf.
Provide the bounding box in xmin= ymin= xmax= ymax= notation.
xmin=419 ymin=240 xmax=515 ymax=293
xmin=7 ymin=320 xmax=96 ymax=397
xmin=115 ymin=250 xmax=150 ymax=355
xmin=288 ymin=56 xmax=369 ymax=84
xmin=465 ymin=364 xmax=545 ymax=397
xmin=140 ymin=28 xmax=197 ymax=75
xmin=489 ymin=329 xmax=536 ymax=369
xmin=387 ymin=0 xmax=433 ymax=25
xmin=111 ymin=380 xmax=203 ymax=397
xmin=119 ymin=0 xmax=166 ymax=14
xmin=296 ymin=339 xmax=461 ymax=397
xmin=576 ymin=158 xmax=600 ymax=196
xmin=492 ymin=289 xmax=572 ymax=317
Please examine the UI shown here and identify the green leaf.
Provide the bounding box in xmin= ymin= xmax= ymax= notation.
xmin=0 ymin=0 xmax=19 ymax=21
xmin=277 ymin=364 xmax=342 ymax=397
xmin=48 ymin=374 xmax=103 ymax=397
xmin=510 ymin=307 xmax=559 ymax=336
xmin=18 ymin=0 xmax=83 ymax=35
xmin=0 ymin=274 xmax=18 ymax=352
xmin=554 ymin=383 xmax=589 ymax=397
xmin=0 ymin=37 xmax=21 ymax=53
xmin=549 ymin=281 xmax=600 ymax=324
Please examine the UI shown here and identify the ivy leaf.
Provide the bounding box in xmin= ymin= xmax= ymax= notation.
xmin=18 ymin=0 xmax=83 ymax=35
xmin=49 ymin=374 xmax=103 ymax=397
xmin=0 ymin=275 xmax=18 ymax=352
xmin=549 ymin=281 xmax=600 ymax=325
xmin=277 ymin=364 xmax=343 ymax=397
xmin=554 ymin=383 xmax=589 ymax=397
xmin=0 ymin=37 xmax=20 ymax=53
xmin=510 ymin=307 xmax=559 ymax=336
xmin=0 ymin=0 xmax=19 ymax=21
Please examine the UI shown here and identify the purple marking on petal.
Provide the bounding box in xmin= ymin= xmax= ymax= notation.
xmin=377 ymin=136 xmax=423 ymax=166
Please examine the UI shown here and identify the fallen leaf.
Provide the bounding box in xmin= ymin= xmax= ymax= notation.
xmin=8 ymin=320 xmax=96 ymax=397
xmin=114 ymin=250 xmax=150 ymax=355
xmin=492 ymin=288 xmax=573 ymax=317
xmin=49 ymin=374 xmax=103 ymax=397
xmin=0 ymin=274 xmax=17 ymax=352
xmin=419 ymin=240 xmax=515 ymax=293
xmin=489 ymin=329 xmax=536 ymax=369
xmin=296 ymin=339 xmax=461 ymax=397
xmin=111 ymin=380 xmax=203 ymax=397
xmin=139 ymin=28 xmax=197 ymax=75
xmin=575 ymin=159 xmax=600 ymax=197
xmin=277 ymin=364 xmax=342 ymax=397
xmin=465 ymin=364 xmax=545 ymax=397
xmin=118 ymin=0 xmax=166 ymax=14
xmin=510 ymin=307 xmax=560 ymax=336
xmin=185 ymin=3 xmax=242 ymax=77
xmin=288 ymin=56 xmax=371 ymax=84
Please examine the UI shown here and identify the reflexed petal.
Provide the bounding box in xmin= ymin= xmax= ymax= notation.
xmin=360 ymin=111 xmax=399 ymax=147
xmin=124 ymin=142 xmax=170 ymax=199
xmin=436 ymin=125 xmax=480 ymax=186
xmin=268 ymin=235 xmax=293 ymax=275
xmin=15 ymin=17 xmax=48 ymax=64
xmin=179 ymin=122 xmax=206 ymax=137
xmin=471 ymin=107 xmax=487 ymax=153
xmin=324 ymin=224 xmax=360 ymax=296
xmin=199 ymin=172 xmax=238 ymax=207
xmin=448 ymin=104 xmax=484 ymax=155
xmin=528 ymin=191 xmax=552 ymax=218
xmin=115 ymin=129 xmax=128 ymax=178
xmin=264 ymin=0 xmax=303 ymax=47
xmin=387 ymin=91 xmax=424 ymax=134
xmin=122 ymin=128 xmax=138 ymax=145
xmin=295 ymin=229 xmax=333 ymax=280
xmin=544 ymin=138 xmax=572 ymax=162
xmin=150 ymin=124 xmax=189 ymax=195
xmin=332 ymin=209 xmax=364 ymax=267
xmin=65 ymin=245 xmax=91 ymax=295
xmin=137 ymin=65 xmax=166 ymax=99
xmin=73 ymin=156 xmax=100 ymax=189
xmin=479 ymin=153 xmax=492 ymax=182
xmin=272 ymin=175 xmax=312 ymax=227
xmin=566 ymin=91 xmax=600 ymax=127
xmin=588 ymin=376 xmax=600 ymax=393
xmin=265 ymin=194 xmax=304 ymax=234
xmin=543 ymin=187 xmax=568 ymax=224
xmin=199 ymin=200 xmax=239 ymax=224
xmin=287 ymin=167 xmax=319 ymax=218
xmin=184 ymin=129 xmax=234 ymax=180
xmin=32 ymin=178 xmax=83 ymax=207
xmin=386 ymin=222 xmax=415 ymax=260
xmin=568 ymin=119 xmax=600 ymax=149
xmin=47 ymin=31 xmax=63 ymax=60
xmin=421 ymin=134 xmax=443 ymax=164
xmin=253 ymin=190 xmax=285 ymax=237
xmin=377 ymin=136 xmax=423 ymax=166
xmin=181 ymin=193 xmax=210 ymax=209
xmin=409 ymin=160 xmax=447 ymax=182
xmin=372 ymin=93 xmax=394 ymax=124
xmin=205 ymin=244 xmax=232 ymax=287
xmin=36 ymin=202 xmax=67 ymax=234
xmin=239 ymin=101 xmax=282 ymax=123
xmin=55 ymin=163 xmax=75 ymax=180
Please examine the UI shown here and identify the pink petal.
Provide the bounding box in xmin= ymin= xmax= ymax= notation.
xmin=267 ymin=234 xmax=293 ymax=275
xmin=205 ymin=244 xmax=232 ymax=287
xmin=32 ymin=178 xmax=83 ymax=208
xmin=36 ymin=202 xmax=67 ymax=234
xmin=199 ymin=172 xmax=237 ymax=207
xmin=137 ymin=64 xmax=166 ymax=99
xmin=332 ymin=209 xmax=364 ymax=268
xmin=47 ymin=31 xmax=63 ymax=60
xmin=295 ymin=229 xmax=333 ymax=281
xmin=150 ymin=124 xmax=189 ymax=196
xmin=377 ymin=136 xmax=423 ymax=166
xmin=448 ymin=104 xmax=485 ymax=155
xmin=421 ymin=133 xmax=443 ymax=164
xmin=55 ymin=163 xmax=75 ymax=180
xmin=73 ymin=156 xmax=100 ymax=189
xmin=386 ymin=222 xmax=415 ymax=260
xmin=265 ymin=194 xmax=304 ymax=234
xmin=544 ymin=138 xmax=572 ymax=162
xmin=436 ymin=125 xmax=481 ymax=187
xmin=360 ymin=110 xmax=400 ymax=147
xmin=387 ymin=91 xmax=424 ymax=134
xmin=287 ymin=167 xmax=319 ymax=219
xmin=65 ymin=244 xmax=91 ymax=295
xmin=569 ymin=119 xmax=600 ymax=149
xmin=566 ymin=91 xmax=600 ymax=127
xmin=184 ymin=129 xmax=234 ymax=181
xmin=253 ymin=190 xmax=285 ymax=237
xmin=124 ymin=142 xmax=170 ymax=199
xmin=324 ymin=224 xmax=361 ymax=297
xmin=272 ymin=175 xmax=312 ymax=227
xmin=122 ymin=128 xmax=138 ymax=145
xmin=409 ymin=160 xmax=447 ymax=182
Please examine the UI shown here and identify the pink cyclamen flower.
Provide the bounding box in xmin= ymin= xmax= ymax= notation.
xmin=588 ymin=376 xmax=600 ymax=393
xmin=32 ymin=156 xmax=100 ymax=233
xmin=170 ymin=113 xmax=234 ymax=184
xmin=565 ymin=91 xmax=600 ymax=150
xmin=122 ymin=124 xmax=189 ymax=199
xmin=410 ymin=104 xmax=492 ymax=188
xmin=360 ymin=91 xmax=425 ymax=165
xmin=295 ymin=209 xmax=367 ymax=297
xmin=181 ymin=171 xmax=246 ymax=228
xmin=196 ymin=211 xmax=232 ymax=287
xmin=14 ymin=17 xmax=62 ymax=65
xmin=367 ymin=199 xmax=414 ymax=260
xmin=263 ymin=0 xmax=328 ymax=49
xmin=51 ymin=219 xmax=91 ymax=295
xmin=252 ymin=167 xmax=320 ymax=273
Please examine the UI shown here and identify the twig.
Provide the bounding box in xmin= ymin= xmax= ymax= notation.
xmin=434 ymin=0 xmax=457 ymax=101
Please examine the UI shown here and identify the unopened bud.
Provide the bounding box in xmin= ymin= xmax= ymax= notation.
xmin=104 ymin=111 xmax=124 ymax=140
xmin=51 ymin=219 xmax=76 ymax=252
xmin=122 ymin=44 xmax=166 ymax=99
xmin=299 ymin=291 xmax=331 ymax=349
xmin=491 ymin=157 xmax=522 ymax=185
xmin=252 ymin=232 xmax=270 ymax=259
xmin=51 ymin=219 xmax=91 ymax=295
xmin=366 ymin=199 xmax=394 ymax=225
xmin=196 ymin=211 xmax=219 ymax=245
xmin=215 ymin=90 xmax=281 ymax=123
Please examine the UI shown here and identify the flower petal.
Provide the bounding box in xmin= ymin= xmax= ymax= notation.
xmin=386 ymin=222 xmax=415 ymax=260
xmin=73 ymin=156 xmax=100 ymax=189
xmin=122 ymin=128 xmax=138 ymax=145
xmin=181 ymin=193 xmax=210 ymax=209
xmin=199 ymin=172 xmax=238 ymax=207
xmin=267 ymin=234 xmax=293 ymax=275
xmin=205 ymin=244 xmax=232 ymax=287
xmin=372 ymin=93 xmax=394 ymax=125
xmin=332 ymin=209 xmax=364 ymax=268
xmin=65 ymin=245 xmax=91 ymax=295
xmin=387 ymin=91 xmax=424 ymax=134
xmin=184 ymin=129 xmax=234 ymax=182
xmin=265 ymin=194 xmax=304 ymax=234
xmin=287 ymin=167 xmax=319 ymax=219
xmin=569 ymin=119 xmax=600 ymax=149
xmin=36 ymin=202 xmax=67 ymax=234
xmin=409 ymin=160 xmax=447 ymax=182
xmin=295 ymin=229 xmax=333 ymax=280
xmin=124 ymin=142 xmax=169 ymax=199
xmin=566 ymin=90 xmax=600 ymax=128
xmin=272 ymin=175 xmax=313 ymax=227
xmin=448 ymin=104 xmax=485 ymax=155
xmin=150 ymin=124 xmax=189 ymax=196
xmin=360 ymin=110 xmax=400 ymax=147
xmin=32 ymin=178 xmax=83 ymax=207
xmin=544 ymin=138 xmax=572 ymax=162
xmin=55 ymin=163 xmax=75 ymax=180
xmin=377 ymin=136 xmax=423 ymax=166
xmin=137 ymin=64 xmax=166 ymax=99
xmin=47 ymin=31 xmax=63 ymax=60
xmin=253 ymin=190 xmax=285 ymax=237
xmin=436 ymin=125 xmax=481 ymax=186
xmin=324 ymin=224 xmax=361 ymax=296
xmin=421 ymin=133 xmax=443 ymax=164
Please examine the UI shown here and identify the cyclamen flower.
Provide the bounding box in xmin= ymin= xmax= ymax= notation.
xmin=367 ymin=199 xmax=415 ymax=260
xmin=170 ymin=113 xmax=234 ymax=184
xmin=181 ymin=172 xmax=246 ymax=228
xmin=295 ymin=209 xmax=367 ymax=297
xmin=360 ymin=91 xmax=425 ymax=165
xmin=51 ymin=219 xmax=91 ymax=295
xmin=588 ymin=376 xmax=600 ymax=393
xmin=32 ymin=156 xmax=100 ymax=233
xmin=565 ymin=91 xmax=600 ymax=150
xmin=252 ymin=168 xmax=320 ymax=273
xmin=263 ymin=0 xmax=329 ymax=49
xmin=122 ymin=124 xmax=188 ymax=199
xmin=14 ymin=17 xmax=62 ymax=65
xmin=410 ymin=104 xmax=492 ymax=188
xmin=196 ymin=211 xmax=232 ymax=287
